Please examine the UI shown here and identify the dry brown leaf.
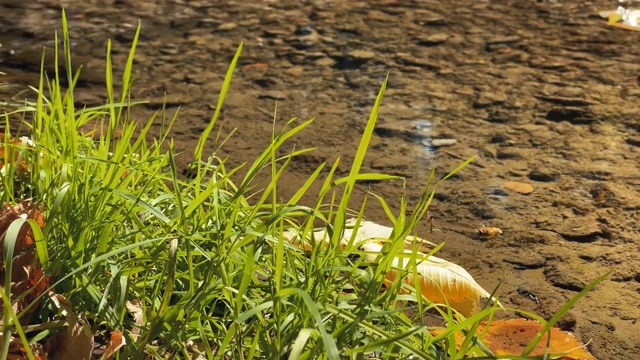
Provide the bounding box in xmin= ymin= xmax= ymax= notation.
xmin=125 ymin=300 xmax=144 ymax=338
xmin=504 ymin=180 xmax=534 ymax=194
xmin=47 ymin=293 xmax=94 ymax=360
xmin=430 ymin=318 xmax=595 ymax=359
xmin=100 ymin=331 xmax=126 ymax=360
xmin=0 ymin=337 xmax=48 ymax=360
xmin=0 ymin=201 xmax=49 ymax=326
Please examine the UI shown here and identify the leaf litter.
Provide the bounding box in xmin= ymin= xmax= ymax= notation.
xmin=0 ymin=136 xmax=126 ymax=360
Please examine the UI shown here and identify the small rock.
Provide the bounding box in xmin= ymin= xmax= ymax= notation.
xmin=394 ymin=52 xmax=440 ymax=70
xmin=486 ymin=110 xmax=513 ymax=123
xmin=431 ymin=138 xmax=457 ymax=148
xmin=473 ymin=91 xmax=507 ymax=108
xmin=258 ymin=91 xmax=286 ymax=101
xmin=504 ymin=181 xmax=534 ymax=194
xmin=348 ymin=50 xmax=376 ymax=61
xmin=238 ymin=18 xmax=259 ymax=26
xmin=487 ymin=186 xmax=509 ymax=197
xmin=496 ymin=148 xmax=526 ymax=160
xmin=218 ymin=22 xmax=238 ymax=31
xmin=315 ymin=57 xmax=336 ymax=67
xmin=285 ymin=66 xmax=304 ymax=76
xmin=415 ymin=33 xmax=449 ymax=46
xmin=486 ymin=35 xmax=521 ymax=46
xmin=159 ymin=46 xmax=180 ymax=55
xmin=528 ymin=168 xmax=558 ymax=182
xmin=368 ymin=10 xmax=394 ymax=21
xmin=333 ymin=51 xmax=377 ymax=69
xmin=415 ymin=11 xmax=447 ymax=26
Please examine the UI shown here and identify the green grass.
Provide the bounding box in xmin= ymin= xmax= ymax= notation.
xmin=0 ymin=11 xmax=606 ymax=360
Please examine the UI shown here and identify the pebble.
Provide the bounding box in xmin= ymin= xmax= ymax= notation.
xmin=348 ymin=49 xmax=376 ymax=61
xmin=473 ymin=91 xmax=507 ymax=108
xmin=285 ymin=66 xmax=304 ymax=76
xmin=218 ymin=22 xmax=238 ymax=31
xmin=431 ymin=138 xmax=457 ymax=148
xmin=394 ymin=52 xmax=440 ymax=70
xmin=496 ymin=148 xmax=526 ymax=160
xmin=528 ymin=168 xmax=558 ymax=182
xmin=315 ymin=56 xmax=336 ymax=67
xmin=416 ymin=33 xmax=449 ymax=46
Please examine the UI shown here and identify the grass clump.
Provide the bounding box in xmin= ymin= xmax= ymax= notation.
xmin=0 ymin=11 xmax=605 ymax=360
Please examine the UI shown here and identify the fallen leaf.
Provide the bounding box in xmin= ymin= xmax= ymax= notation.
xmin=504 ymin=180 xmax=534 ymax=194
xmin=430 ymin=318 xmax=595 ymax=359
xmin=283 ymin=219 xmax=437 ymax=252
xmin=476 ymin=226 xmax=503 ymax=240
xmin=0 ymin=201 xmax=49 ymax=326
xmin=283 ymin=219 xmax=494 ymax=316
xmin=361 ymin=241 xmax=499 ymax=317
xmin=47 ymin=292 xmax=94 ymax=360
xmin=101 ymin=331 xmax=126 ymax=360
xmin=0 ymin=134 xmax=33 ymax=173
xmin=125 ymin=300 xmax=144 ymax=338
xmin=1 ymin=339 xmax=48 ymax=360
xmin=609 ymin=22 xmax=640 ymax=31
xmin=599 ymin=7 xmax=640 ymax=30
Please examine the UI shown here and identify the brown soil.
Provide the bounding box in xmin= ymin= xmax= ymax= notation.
xmin=1 ymin=1 xmax=639 ymax=358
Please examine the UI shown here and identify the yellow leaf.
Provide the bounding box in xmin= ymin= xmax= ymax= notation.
xmin=360 ymin=241 xmax=499 ymax=317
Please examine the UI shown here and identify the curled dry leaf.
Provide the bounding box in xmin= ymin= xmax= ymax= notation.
xmin=283 ymin=219 xmax=438 ymax=252
xmin=1 ymin=338 xmax=48 ymax=360
xmin=46 ymin=292 xmax=94 ymax=360
xmin=430 ymin=318 xmax=595 ymax=359
xmin=125 ymin=300 xmax=144 ymax=338
xmin=100 ymin=331 xmax=126 ymax=360
xmin=476 ymin=226 xmax=503 ymax=240
xmin=361 ymin=241 xmax=499 ymax=317
xmin=283 ymin=219 xmax=495 ymax=316
xmin=0 ymin=200 xmax=49 ymax=326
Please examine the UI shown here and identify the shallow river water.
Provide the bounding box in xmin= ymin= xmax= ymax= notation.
xmin=1 ymin=1 xmax=639 ymax=358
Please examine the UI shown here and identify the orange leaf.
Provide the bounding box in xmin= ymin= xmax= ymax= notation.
xmin=431 ymin=318 xmax=595 ymax=359
xmin=101 ymin=331 xmax=126 ymax=360
xmin=0 ymin=134 xmax=34 ymax=173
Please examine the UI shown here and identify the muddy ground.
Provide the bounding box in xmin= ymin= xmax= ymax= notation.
xmin=1 ymin=0 xmax=639 ymax=358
